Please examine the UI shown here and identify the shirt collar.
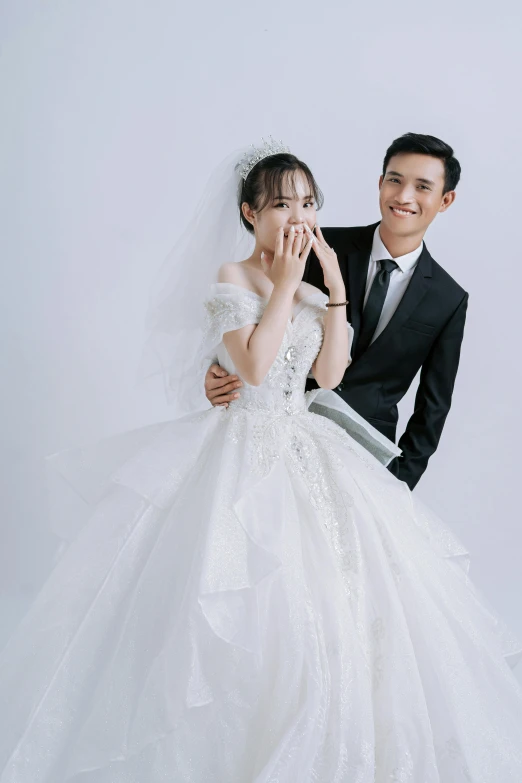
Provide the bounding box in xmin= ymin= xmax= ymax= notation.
xmin=371 ymin=225 xmax=423 ymax=273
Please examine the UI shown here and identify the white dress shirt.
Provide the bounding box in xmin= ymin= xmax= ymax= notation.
xmin=363 ymin=226 xmax=424 ymax=344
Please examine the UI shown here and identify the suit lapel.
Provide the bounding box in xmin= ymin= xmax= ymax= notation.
xmin=347 ymin=249 xmax=371 ymax=341
xmin=358 ymin=243 xmax=433 ymax=359
xmin=345 ymin=222 xmax=377 ymax=343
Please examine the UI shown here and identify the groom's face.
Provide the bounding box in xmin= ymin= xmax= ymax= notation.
xmin=378 ymin=153 xmax=455 ymax=240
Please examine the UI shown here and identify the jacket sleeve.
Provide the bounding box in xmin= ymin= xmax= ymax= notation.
xmin=387 ymin=292 xmax=469 ymax=490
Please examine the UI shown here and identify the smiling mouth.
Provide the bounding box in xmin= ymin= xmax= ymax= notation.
xmin=390 ymin=206 xmax=416 ymax=216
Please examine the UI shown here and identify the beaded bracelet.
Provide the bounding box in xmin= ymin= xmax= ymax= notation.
xmin=325 ymin=300 xmax=349 ymax=308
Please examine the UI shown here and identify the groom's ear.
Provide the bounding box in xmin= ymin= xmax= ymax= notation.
xmin=378 ymin=174 xmax=384 ymax=189
xmin=438 ymin=190 xmax=457 ymax=213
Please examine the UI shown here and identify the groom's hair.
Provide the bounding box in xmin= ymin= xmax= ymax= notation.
xmin=383 ymin=133 xmax=461 ymax=193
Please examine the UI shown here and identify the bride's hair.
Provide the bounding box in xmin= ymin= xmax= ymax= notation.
xmin=238 ymin=153 xmax=324 ymax=234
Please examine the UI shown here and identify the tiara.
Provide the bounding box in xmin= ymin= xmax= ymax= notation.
xmin=237 ymin=136 xmax=291 ymax=181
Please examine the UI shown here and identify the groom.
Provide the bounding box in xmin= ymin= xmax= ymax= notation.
xmin=205 ymin=133 xmax=468 ymax=490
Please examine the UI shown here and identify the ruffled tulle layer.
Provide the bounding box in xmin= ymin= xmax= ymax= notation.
xmin=1 ymin=404 xmax=522 ymax=782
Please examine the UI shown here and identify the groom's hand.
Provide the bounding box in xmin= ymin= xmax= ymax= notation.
xmin=205 ymin=364 xmax=243 ymax=408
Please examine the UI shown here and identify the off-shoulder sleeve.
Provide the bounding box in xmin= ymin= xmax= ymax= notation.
xmin=201 ymin=283 xmax=266 ymax=360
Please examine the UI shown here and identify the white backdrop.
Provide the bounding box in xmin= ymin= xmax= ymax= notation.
xmin=1 ymin=1 xmax=521 ymax=682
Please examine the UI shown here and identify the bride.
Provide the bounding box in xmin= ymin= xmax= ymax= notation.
xmin=1 ymin=140 xmax=522 ymax=783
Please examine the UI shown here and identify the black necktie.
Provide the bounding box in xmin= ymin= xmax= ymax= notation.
xmin=354 ymin=258 xmax=398 ymax=359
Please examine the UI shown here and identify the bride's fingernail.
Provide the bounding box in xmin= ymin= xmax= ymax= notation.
xmin=260 ymin=251 xmax=265 ymax=260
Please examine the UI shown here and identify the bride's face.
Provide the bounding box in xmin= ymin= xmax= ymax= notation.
xmin=245 ymin=170 xmax=317 ymax=254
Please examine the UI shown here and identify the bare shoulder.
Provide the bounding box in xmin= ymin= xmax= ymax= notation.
xmin=217 ymin=261 xmax=249 ymax=285
xmin=297 ymin=281 xmax=324 ymax=299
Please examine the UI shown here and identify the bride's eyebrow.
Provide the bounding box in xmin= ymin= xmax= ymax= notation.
xmin=272 ymin=194 xmax=314 ymax=201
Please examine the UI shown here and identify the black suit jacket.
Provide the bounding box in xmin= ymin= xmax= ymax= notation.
xmin=304 ymin=222 xmax=469 ymax=490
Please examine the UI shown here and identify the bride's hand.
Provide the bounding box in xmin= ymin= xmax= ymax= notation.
xmin=261 ymin=226 xmax=313 ymax=292
xmin=307 ymin=224 xmax=345 ymax=294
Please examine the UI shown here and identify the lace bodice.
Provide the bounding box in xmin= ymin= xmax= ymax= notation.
xmin=203 ymin=283 xmax=342 ymax=415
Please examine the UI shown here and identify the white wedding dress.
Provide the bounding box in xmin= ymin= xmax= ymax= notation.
xmin=1 ymin=282 xmax=522 ymax=783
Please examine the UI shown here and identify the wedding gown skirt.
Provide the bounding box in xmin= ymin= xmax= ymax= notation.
xmin=1 ymin=283 xmax=521 ymax=783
